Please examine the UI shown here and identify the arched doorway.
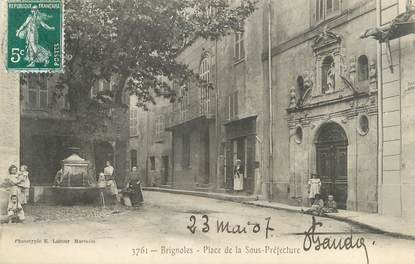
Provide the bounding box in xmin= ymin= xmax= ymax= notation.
xmin=315 ymin=122 xmax=348 ymax=209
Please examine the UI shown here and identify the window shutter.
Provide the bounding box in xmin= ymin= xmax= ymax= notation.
xmin=234 ymin=91 xmax=238 ymax=118
xmin=225 ymin=141 xmax=233 ymax=190
xmin=229 ymin=94 xmax=234 ymax=119
xmin=240 ymin=34 xmax=245 ymax=59
xmin=245 ymin=136 xmax=256 ymax=193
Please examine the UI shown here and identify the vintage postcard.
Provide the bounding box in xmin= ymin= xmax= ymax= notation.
xmin=0 ymin=0 xmax=415 ymax=263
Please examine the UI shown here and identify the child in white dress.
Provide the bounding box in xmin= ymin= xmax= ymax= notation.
xmin=308 ymin=173 xmax=321 ymax=205
xmin=17 ymin=165 xmax=30 ymax=205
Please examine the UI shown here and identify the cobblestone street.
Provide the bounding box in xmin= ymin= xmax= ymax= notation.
xmin=1 ymin=191 xmax=414 ymax=264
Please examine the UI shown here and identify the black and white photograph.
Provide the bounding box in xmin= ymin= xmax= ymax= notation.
xmin=1 ymin=0 xmax=415 ymax=263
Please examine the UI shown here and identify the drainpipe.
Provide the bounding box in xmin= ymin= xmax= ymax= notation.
xmin=215 ymin=39 xmax=220 ymax=191
xmin=267 ymin=0 xmax=274 ymax=201
xmin=376 ymin=0 xmax=383 ymax=214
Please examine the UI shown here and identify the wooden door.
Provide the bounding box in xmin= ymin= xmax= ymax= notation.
xmin=161 ymin=156 xmax=169 ymax=185
xmin=316 ymin=143 xmax=348 ymax=209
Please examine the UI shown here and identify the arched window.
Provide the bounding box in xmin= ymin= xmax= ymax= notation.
xmin=200 ymin=56 xmax=210 ymax=114
xmin=200 ymin=57 xmax=210 ymax=83
xmin=358 ymin=55 xmax=369 ymax=81
xmin=295 ymin=126 xmax=303 ymax=144
xmin=322 ymin=56 xmax=335 ymax=94
xmin=296 ymin=76 xmax=305 ymax=105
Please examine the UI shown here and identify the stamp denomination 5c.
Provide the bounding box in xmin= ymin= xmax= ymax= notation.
xmin=7 ymin=0 xmax=63 ymax=72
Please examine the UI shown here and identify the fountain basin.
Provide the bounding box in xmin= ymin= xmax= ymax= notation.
xmin=51 ymin=186 xmax=117 ymax=206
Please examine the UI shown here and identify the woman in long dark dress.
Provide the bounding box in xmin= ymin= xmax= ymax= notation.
xmin=122 ymin=166 xmax=144 ymax=206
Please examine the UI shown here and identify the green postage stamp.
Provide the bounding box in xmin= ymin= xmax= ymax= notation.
xmin=7 ymin=0 xmax=64 ymax=72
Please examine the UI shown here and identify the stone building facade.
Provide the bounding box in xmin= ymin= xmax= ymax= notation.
xmin=163 ymin=0 xmax=267 ymax=195
xmin=129 ymin=96 xmax=172 ymax=188
xmin=264 ymin=0 xmax=379 ymax=212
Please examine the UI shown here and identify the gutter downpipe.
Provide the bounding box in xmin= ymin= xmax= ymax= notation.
xmin=376 ymin=0 xmax=383 ymax=215
xmin=215 ymin=39 xmax=220 ymax=191
xmin=267 ymin=0 xmax=274 ymax=201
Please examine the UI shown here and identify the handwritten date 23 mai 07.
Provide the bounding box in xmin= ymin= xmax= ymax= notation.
xmin=187 ymin=215 xmax=275 ymax=239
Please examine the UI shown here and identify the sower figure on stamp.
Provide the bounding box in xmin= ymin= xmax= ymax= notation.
xmin=16 ymin=5 xmax=55 ymax=67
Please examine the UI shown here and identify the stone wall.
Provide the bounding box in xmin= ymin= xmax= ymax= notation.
xmin=378 ymin=0 xmax=415 ymax=220
xmin=0 ymin=1 xmax=20 ymax=178
xmin=0 ymin=1 xmax=20 ymax=214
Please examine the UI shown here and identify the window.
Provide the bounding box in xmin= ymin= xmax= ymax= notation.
xmin=316 ymin=0 xmax=341 ymax=22
xmin=200 ymin=57 xmax=210 ymax=83
xmin=228 ymin=91 xmax=238 ymax=120
xmin=179 ymin=84 xmax=189 ymax=121
xmin=130 ymin=150 xmax=137 ymax=169
xmin=154 ymin=115 xmax=165 ymax=138
xmin=200 ymin=56 xmax=210 ymax=114
xmin=358 ymin=114 xmax=369 ymax=135
xmin=295 ymin=126 xmax=303 ymax=144
xmin=182 ymin=135 xmax=191 ymax=168
xmin=322 ymin=56 xmax=335 ymax=94
xmin=234 ymin=32 xmax=245 ymax=61
xmin=27 ymin=75 xmax=48 ymax=109
xmin=130 ymin=108 xmax=138 ymax=136
xmin=90 ymin=77 xmax=113 ymax=97
xmin=296 ymin=76 xmax=305 ymax=105
xmin=150 ymin=156 xmax=156 ymax=170
xmin=358 ymin=55 xmax=369 ymax=81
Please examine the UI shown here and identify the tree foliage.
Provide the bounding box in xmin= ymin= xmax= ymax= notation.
xmin=61 ymin=0 xmax=256 ymax=133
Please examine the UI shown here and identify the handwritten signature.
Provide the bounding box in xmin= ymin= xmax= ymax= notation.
xmin=303 ymin=216 xmax=370 ymax=264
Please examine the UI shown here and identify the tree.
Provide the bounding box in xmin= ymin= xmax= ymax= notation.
xmin=59 ymin=0 xmax=256 ymax=134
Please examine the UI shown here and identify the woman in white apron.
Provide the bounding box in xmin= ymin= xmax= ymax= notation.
xmin=233 ymin=159 xmax=244 ymax=192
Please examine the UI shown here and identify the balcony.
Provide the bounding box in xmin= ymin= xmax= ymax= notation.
xmin=165 ymin=97 xmax=216 ymax=130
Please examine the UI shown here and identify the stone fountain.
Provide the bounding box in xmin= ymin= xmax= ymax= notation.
xmin=52 ymin=147 xmax=99 ymax=205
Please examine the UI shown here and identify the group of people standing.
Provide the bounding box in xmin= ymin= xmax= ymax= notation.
xmin=97 ymin=161 xmax=144 ymax=207
xmin=1 ymin=165 xmax=31 ymax=223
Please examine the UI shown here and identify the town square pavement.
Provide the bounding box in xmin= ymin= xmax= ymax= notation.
xmin=1 ymin=191 xmax=414 ymax=264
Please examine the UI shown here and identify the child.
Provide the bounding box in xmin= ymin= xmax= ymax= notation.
xmin=8 ymin=194 xmax=25 ymax=223
xmin=308 ymin=173 xmax=321 ymax=205
xmin=5 ymin=165 xmax=21 ymax=197
xmin=97 ymin=172 xmax=107 ymax=188
xmin=17 ymin=165 xmax=30 ymax=205
xmin=323 ymin=194 xmax=338 ymax=213
xmin=97 ymin=172 xmax=107 ymax=207
xmin=302 ymin=194 xmax=324 ymax=216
